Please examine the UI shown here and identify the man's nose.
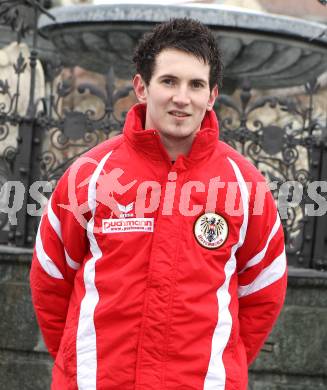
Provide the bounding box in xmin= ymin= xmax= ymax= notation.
xmin=172 ymin=86 xmax=191 ymax=105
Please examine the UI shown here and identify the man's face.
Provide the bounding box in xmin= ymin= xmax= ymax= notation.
xmin=133 ymin=48 xmax=218 ymax=146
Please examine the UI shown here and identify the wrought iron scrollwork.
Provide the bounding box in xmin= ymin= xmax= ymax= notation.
xmin=216 ymin=78 xmax=326 ymax=268
xmin=0 ymin=0 xmax=53 ymax=41
xmin=35 ymin=66 xmax=132 ymax=183
xmin=0 ymin=0 xmax=134 ymax=247
xmin=0 ymin=156 xmax=10 ymax=230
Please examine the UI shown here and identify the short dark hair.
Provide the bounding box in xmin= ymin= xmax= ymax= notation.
xmin=133 ymin=18 xmax=223 ymax=90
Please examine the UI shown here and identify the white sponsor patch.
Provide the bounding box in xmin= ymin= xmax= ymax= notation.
xmin=102 ymin=218 xmax=154 ymax=233
xmin=194 ymin=212 xmax=228 ymax=249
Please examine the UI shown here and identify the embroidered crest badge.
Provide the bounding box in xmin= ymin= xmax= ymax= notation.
xmin=194 ymin=212 xmax=228 ymax=249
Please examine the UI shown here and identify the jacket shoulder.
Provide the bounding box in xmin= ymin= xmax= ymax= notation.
xmin=82 ymin=134 xmax=124 ymax=162
xmin=57 ymin=134 xmax=124 ymax=192
xmin=218 ymin=141 xmax=267 ymax=184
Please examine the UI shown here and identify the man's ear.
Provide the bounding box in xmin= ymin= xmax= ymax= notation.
xmin=207 ymin=85 xmax=218 ymax=111
xmin=133 ymin=74 xmax=148 ymax=103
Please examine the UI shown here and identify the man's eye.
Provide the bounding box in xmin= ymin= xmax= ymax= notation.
xmin=192 ymin=81 xmax=204 ymax=89
xmin=162 ymin=79 xmax=174 ymax=86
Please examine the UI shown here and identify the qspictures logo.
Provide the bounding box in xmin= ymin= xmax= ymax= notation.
xmin=1 ymin=154 xmax=327 ymax=232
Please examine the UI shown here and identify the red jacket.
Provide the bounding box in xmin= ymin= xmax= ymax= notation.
xmin=30 ymin=104 xmax=287 ymax=390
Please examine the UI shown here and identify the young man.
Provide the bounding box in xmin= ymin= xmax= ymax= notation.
xmin=30 ymin=18 xmax=287 ymax=390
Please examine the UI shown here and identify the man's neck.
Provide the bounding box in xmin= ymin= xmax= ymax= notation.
xmin=159 ymin=134 xmax=195 ymax=161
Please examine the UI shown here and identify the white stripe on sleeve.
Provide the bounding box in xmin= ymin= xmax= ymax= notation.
xmin=35 ymin=216 xmax=64 ymax=279
xmin=238 ymin=214 xmax=281 ymax=274
xmin=47 ymin=195 xmax=62 ymax=241
xmin=238 ymin=248 xmax=286 ymax=298
xmin=47 ymin=194 xmax=80 ymax=271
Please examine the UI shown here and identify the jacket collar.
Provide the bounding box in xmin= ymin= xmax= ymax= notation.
xmin=123 ymin=103 xmax=219 ymax=169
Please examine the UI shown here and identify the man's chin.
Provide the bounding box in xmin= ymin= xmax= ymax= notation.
xmin=162 ymin=129 xmax=196 ymax=141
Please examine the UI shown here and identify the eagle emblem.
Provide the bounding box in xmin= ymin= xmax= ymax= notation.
xmin=194 ymin=212 xmax=228 ymax=249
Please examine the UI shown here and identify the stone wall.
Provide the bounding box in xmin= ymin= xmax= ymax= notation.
xmin=249 ymin=268 xmax=327 ymax=390
xmin=0 ymin=248 xmax=52 ymax=390
xmin=1 ymin=249 xmax=326 ymax=389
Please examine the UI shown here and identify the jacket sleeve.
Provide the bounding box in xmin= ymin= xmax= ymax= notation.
xmin=236 ymin=181 xmax=287 ymax=365
xmin=30 ymin=167 xmax=89 ymax=359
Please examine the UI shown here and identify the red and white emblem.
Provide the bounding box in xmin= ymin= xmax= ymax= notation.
xmin=194 ymin=212 xmax=228 ymax=249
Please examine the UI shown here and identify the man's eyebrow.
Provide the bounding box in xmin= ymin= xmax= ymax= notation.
xmin=158 ymin=74 xmax=208 ymax=84
xmin=192 ymin=78 xmax=208 ymax=84
xmin=158 ymin=74 xmax=178 ymax=79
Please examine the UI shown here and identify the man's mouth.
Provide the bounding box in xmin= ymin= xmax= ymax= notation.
xmin=168 ymin=111 xmax=191 ymax=118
